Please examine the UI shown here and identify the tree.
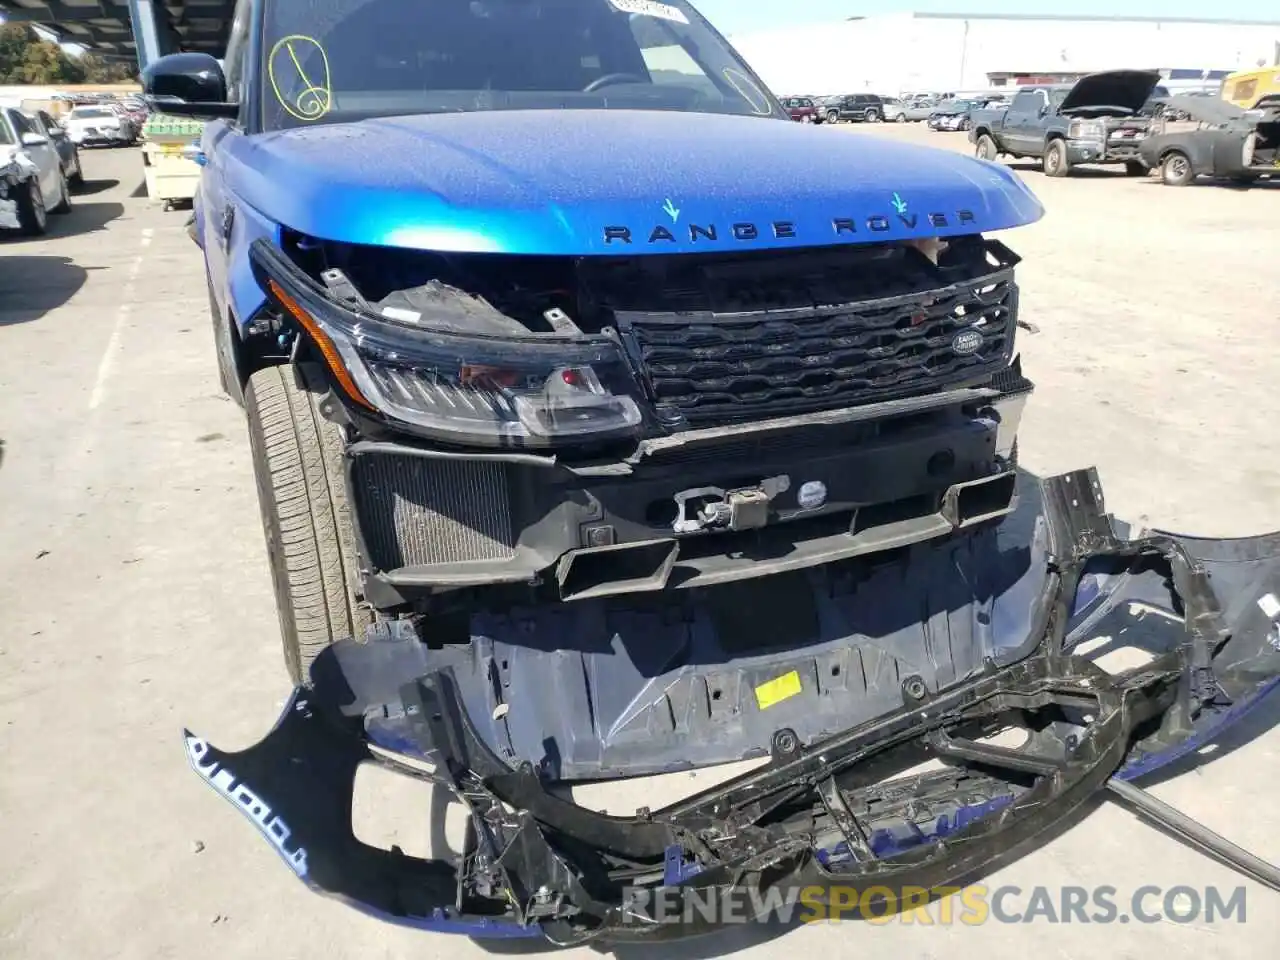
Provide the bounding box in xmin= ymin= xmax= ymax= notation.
xmin=80 ymin=52 xmax=138 ymax=83
xmin=0 ymin=23 xmax=138 ymax=85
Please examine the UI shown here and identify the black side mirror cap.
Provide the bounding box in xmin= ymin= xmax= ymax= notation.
xmin=143 ymin=53 xmax=238 ymax=120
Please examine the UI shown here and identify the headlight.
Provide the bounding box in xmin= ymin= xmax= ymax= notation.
xmin=1068 ymin=120 xmax=1104 ymax=139
xmin=250 ymin=241 xmax=644 ymax=448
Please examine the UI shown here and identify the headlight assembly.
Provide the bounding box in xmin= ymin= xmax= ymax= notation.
xmin=1068 ymin=120 xmax=1104 ymax=140
xmin=250 ymin=240 xmax=644 ymax=448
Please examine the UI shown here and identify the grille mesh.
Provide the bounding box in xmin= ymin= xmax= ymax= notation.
xmin=621 ymin=277 xmax=1016 ymax=426
xmin=352 ymin=455 xmax=515 ymax=570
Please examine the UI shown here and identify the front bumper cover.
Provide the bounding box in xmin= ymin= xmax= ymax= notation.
xmin=185 ymin=467 xmax=1280 ymax=943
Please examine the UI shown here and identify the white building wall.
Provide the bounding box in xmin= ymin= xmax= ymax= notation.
xmin=729 ymin=14 xmax=1280 ymax=96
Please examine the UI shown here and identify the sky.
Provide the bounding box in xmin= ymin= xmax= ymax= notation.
xmin=693 ymin=0 xmax=1280 ymax=35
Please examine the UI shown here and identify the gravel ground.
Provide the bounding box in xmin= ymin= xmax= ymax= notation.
xmin=1 ymin=127 xmax=1278 ymax=960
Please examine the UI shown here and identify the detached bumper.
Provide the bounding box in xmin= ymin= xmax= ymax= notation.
xmin=186 ymin=468 xmax=1280 ymax=943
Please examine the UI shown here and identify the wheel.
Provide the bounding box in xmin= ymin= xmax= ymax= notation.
xmin=1044 ymin=139 xmax=1070 ymax=178
xmin=1124 ymin=161 xmax=1147 ymax=177
xmin=245 ymin=363 xmax=372 ymax=684
xmin=801 ymin=114 xmax=813 ymax=123
xmin=208 ymin=278 xmax=246 ymax=404
xmin=826 ymin=109 xmax=840 ymax=124
xmin=1160 ymin=151 xmax=1193 ymax=187
xmin=974 ymin=134 xmax=999 ymax=161
xmin=50 ymin=170 xmax=72 ymax=214
xmin=14 ymin=178 xmax=48 ymax=235
xmin=67 ymin=154 xmax=84 ymax=187
xmin=866 ymin=108 xmax=881 ymax=123
xmin=959 ymin=117 xmax=971 ymax=132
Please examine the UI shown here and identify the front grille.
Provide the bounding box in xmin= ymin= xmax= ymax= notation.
xmin=351 ymin=454 xmax=515 ymax=571
xmin=618 ymin=255 xmax=1018 ymax=427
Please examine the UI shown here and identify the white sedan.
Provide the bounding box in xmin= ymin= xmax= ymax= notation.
xmin=64 ymin=105 xmax=137 ymax=147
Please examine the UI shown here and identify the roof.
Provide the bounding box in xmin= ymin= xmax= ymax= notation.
xmin=0 ymin=0 xmax=233 ymax=58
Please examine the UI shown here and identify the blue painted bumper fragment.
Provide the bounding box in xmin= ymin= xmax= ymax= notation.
xmin=184 ymin=467 xmax=1280 ymax=943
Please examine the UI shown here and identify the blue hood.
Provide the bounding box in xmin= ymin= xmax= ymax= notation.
xmin=229 ymin=110 xmax=1043 ymax=255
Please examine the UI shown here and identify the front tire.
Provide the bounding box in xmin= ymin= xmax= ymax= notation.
xmin=246 ymin=363 xmax=371 ymax=685
xmin=974 ymin=134 xmax=999 ymax=161
xmin=15 ymin=179 xmax=48 ymax=235
xmin=1160 ymin=151 xmax=1193 ymax=187
xmin=866 ymin=108 xmax=881 ymax=123
xmin=1044 ymin=139 xmax=1070 ymax=178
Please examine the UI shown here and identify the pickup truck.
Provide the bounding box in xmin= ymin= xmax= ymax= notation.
xmin=968 ymin=70 xmax=1160 ymax=177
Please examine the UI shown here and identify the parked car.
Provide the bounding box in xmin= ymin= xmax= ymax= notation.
xmin=28 ymin=108 xmax=83 ymax=187
xmin=780 ymin=96 xmax=819 ymax=123
xmin=880 ymin=96 xmax=907 ymax=122
xmin=903 ymin=97 xmax=940 ymax=122
xmin=116 ymin=97 xmax=151 ymax=129
xmin=64 ymin=104 xmax=137 ymax=147
xmin=968 ymin=70 xmax=1159 ymax=177
xmin=0 ymin=104 xmax=73 ymax=235
xmin=1139 ymin=95 xmax=1279 ymax=186
xmin=822 ymin=93 xmax=888 ymax=123
xmin=928 ymin=99 xmax=982 ymax=131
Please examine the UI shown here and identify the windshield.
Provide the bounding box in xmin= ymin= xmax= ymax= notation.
xmin=71 ymin=107 xmax=113 ymax=119
xmin=260 ymin=0 xmax=784 ymax=131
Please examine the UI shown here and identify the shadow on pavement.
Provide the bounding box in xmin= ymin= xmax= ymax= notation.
xmin=71 ymin=177 xmax=120 ymax=197
xmin=0 ymin=201 xmax=123 ymax=244
xmin=0 ymin=255 xmax=92 ymax=326
xmin=1005 ymin=160 xmax=1135 ymax=179
xmin=47 ymin=200 xmax=124 ymax=239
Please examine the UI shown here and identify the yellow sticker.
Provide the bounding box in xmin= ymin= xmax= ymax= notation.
xmin=754 ymin=670 xmax=802 ymax=711
xmin=268 ymin=34 xmax=333 ymax=122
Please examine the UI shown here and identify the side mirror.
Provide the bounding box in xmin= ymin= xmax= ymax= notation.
xmin=142 ymin=52 xmax=237 ymax=120
xmin=20 ymin=132 xmax=49 ymax=147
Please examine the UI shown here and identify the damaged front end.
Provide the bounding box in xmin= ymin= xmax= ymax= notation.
xmin=250 ymin=231 xmax=1031 ymax=612
xmin=185 ymin=468 xmax=1280 ymax=943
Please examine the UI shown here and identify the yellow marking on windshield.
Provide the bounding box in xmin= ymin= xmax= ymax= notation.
xmin=268 ymin=34 xmax=333 ymax=122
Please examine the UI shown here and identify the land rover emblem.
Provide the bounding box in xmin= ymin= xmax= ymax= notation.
xmin=952 ymin=329 xmax=984 ymax=355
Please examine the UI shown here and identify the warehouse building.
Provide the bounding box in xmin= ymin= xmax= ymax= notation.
xmin=729 ymin=12 xmax=1280 ymax=97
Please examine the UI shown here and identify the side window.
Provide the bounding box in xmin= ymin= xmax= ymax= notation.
xmin=10 ymin=111 xmax=34 ymax=137
xmin=1010 ymin=91 xmax=1038 ymax=114
xmin=222 ymin=0 xmax=254 ymax=104
xmin=38 ymin=111 xmax=56 ymax=134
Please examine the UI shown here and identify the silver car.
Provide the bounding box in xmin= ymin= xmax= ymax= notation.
xmin=903 ymin=98 xmax=940 ymax=122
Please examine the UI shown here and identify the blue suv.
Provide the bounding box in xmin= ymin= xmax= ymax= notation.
xmin=144 ymin=0 xmax=1043 ymax=683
